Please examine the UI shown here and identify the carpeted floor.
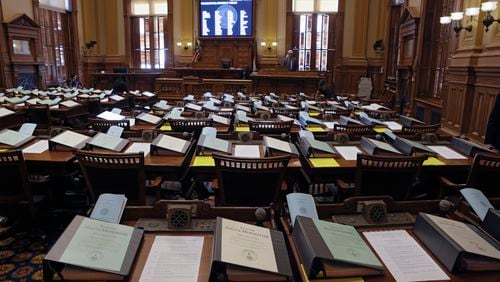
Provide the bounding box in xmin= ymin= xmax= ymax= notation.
xmin=0 ymin=231 xmax=49 ymax=281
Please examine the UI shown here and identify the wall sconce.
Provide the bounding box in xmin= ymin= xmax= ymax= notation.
xmin=176 ymin=42 xmax=192 ymax=50
xmin=260 ymin=41 xmax=277 ymax=51
xmin=482 ymin=1 xmax=500 ymax=32
xmin=440 ymin=8 xmax=478 ymax=35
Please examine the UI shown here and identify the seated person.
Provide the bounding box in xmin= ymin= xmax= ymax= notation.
xmin=317 ymin=79 xmax=336 ymax=99
xmin=113 ymin=77 xmax=128 ymax=94
xmin=69 ymin=74 xmax=82 ymax=88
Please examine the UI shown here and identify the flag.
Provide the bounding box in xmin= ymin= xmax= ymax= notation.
xmin=192 ymin=40 xmax=202 ymax=63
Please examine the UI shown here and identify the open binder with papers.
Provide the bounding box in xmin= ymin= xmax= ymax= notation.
xmin=293 ymin=216 xmax=384 ymax=279
xmin=49 ymin=130 xmax=91 ymax=151
xmin=210 ymin=217 xmax=293 ymax=281
xmin=44 ymin=215 xmax=143 ymax=276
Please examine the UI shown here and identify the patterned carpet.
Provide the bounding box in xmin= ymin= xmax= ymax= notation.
xmin=0 ymin=231 xmax=48 ymax=281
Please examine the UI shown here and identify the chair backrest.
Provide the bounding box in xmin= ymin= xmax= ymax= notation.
xmin=272 ymin=107 xmax=300 ymax=118
xmin=333 ymin=124 xmax=374 ymax=135
xmin=213 ymin=153 xmax=291 ymax=207
xmin=249 ymin=120 xmax=293 ymax=135
xmin=74 ymin=150 xmax=146 ymax=205
xmin=89 ymin=118 xmax=131 ymax=132
xmin=466 ymin=153 xmax=500 ymax=197
xmin=0 ymin=150 xmax=32 ymax=209
xmin=26 ymin=104 xmax=51 ymax=128
xmin=169 ymin=119 xmax=213 ymax=134
xmin=401 ymin=124 xmax=440 ymax=134
xmin=355 ymin=154 xmax=426 ymax=200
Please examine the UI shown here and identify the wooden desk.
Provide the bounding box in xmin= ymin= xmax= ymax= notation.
xmin=173 ymin=67 xmax=244 ymax=79
xmin=281 ymin=197 xmax=500 ymax=282
xmin=251 ymin=70 xmax=323 ymax=95
xmin=90 ymin=72 xmax=162 ymax=92
xmin=46 ymin=200 xmax=278 ymax=281
xmin=155 ymin=78 xmax=253 ymax=100
xmin=0 ymin=110 xmax=25 ymax=130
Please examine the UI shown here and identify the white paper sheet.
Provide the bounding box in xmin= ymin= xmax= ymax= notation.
xmin=97 ymin=111 xmax=125 ymax=121
xmin=363 ymin=230 xmax=449 ymax=282
xmin=383 ymin=121 xmax=403 ymax=131
xmin=334 ymin=146 xmax=361 ymax=160
xmin=427 ymin=146 xmax=467 ymax=160
xmin=22 ymin=140 xmax=49 ymax=154
xmin=107 ymin=126 xmax=124 ymax=138
xmin=234 ymin=145 xmax=260 ymax=158
xmin=125 ymin=142 xmax=151 ymax=156
xmin=139 ymin=236 xmax=204 ymax=282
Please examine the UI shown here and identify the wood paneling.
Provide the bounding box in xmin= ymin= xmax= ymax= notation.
xmin=194 ymin=38 xmax=253 ymax=69
xmin=155 ymin=78 xmax=253 ymax=100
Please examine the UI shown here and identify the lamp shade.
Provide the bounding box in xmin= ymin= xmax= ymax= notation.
xmin=481 ymin=1 xmax=498 ymax=12
xmin=440 ymin=16 xmax=452 ymax=24
xmin=465 ymin=7 xmax=480 ymax=16
xmin=450 ymin=12 xmax=464 ymax=21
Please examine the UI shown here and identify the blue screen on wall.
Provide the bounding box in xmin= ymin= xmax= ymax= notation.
xmin=200 ymin=0 xmax=253 ymax=37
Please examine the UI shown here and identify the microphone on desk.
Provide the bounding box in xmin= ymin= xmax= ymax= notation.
xmin=255 ymin=208 xmax=267 ymax=227
xmin=280 ymin=133 xmax=288 ymax=140
xmin=182 ymin=132 xmax=192 ymax=139
xmin=439 ymin=199 xmax=455 ymax=213
xmin=375 ymin=134 xmax=383 ymax=141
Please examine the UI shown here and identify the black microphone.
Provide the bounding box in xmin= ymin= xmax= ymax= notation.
xmin=255 ymin=208 xmax=267 ymax=227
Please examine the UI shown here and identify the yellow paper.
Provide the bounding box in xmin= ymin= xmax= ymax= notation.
xmin=424 ymin=157 xmax=445 ymax=166
xmin=373 ymin=127 xmax=389 ymax=133
xmin=0 ymin=149 xmax=8 ymax=152
xmin=307 ymin=126 xmax=327 ymax=132
xmin=235 ymin=126 xmax=250 ymax=132
xmin=309 ymin=158 xmax=340 ymax=168
xmin=160 ymin=124 xmax=172 ymax=131
xmin=309 ymin=112 xmax=321 ymax=117
xmin=193 ymin=156 xmax=215 ymax=167
xmin=354 ymin=111 xmax=363 ymax=116
xmin=300 ymin=264 xmax=364 ymax=282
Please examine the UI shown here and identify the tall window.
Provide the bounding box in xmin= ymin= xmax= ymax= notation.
xmin=39 ymin=8 xmax=67 ymax=84
xmin=296 ymin=14 xmax=332 ymax=71
xmin=293 ymin=0 xmax=337 ymax=71
xmin=131 ymin=0 xmax=168 ymax=69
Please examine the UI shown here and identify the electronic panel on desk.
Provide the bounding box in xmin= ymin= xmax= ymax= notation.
xmin=200 ymin=0 xmax=253 ymax=37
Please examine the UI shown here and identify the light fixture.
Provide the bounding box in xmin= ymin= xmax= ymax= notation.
xmin=176 ymin=42 xmax=192 ymax=50
xmin=440 ymin=16 xmax=451 ymax=24
xmin=465 ymin=7 xmax=480 ymax=17
xmin=440 ymin=8 xmax=477 ymax=34
xmin=450 ymin=12 xmax=464 ymax=21
xmin=260 ymin=41 xmax=277 ymax=51
xmin=481 ymin=1 xmax=500 ymax=31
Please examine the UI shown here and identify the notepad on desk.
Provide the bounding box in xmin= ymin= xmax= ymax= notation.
xmin=235 ymin=126 xmax=250 ymax=132
xmin=22 ymin=140 xmax=49 ymax=154
xmin=309 ymin=158 xmax=340 ymax=168
xmin=193 ymin=156 xmax=215 ymax=166
xmin=233 ymin=145 xmax=260 ymax=158
xmin=124 ymin=142 xmax=151 ymax=156
xmin=88 ymin=133 xmax=129 ymax=152
xmin=334 ymin=146 xmax=361 ymax=161
xmin=427 ymin=146 xmax=467 ymax=160
xmin=423 ymin=157 xmax=445 ymax=166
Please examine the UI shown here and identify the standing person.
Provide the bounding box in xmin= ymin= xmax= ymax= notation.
xmin=317 ymin=79 xmax=336 ymax=99
xmin=69 ymin=74 xmax=82 ymax=88
xmin=485 ymin=93 xmax=500 ymax=150
xmin=283 ymin=50 xmax=298 ymax=71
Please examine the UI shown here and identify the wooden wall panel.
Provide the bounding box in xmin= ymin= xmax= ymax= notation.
xmin=469 ymin=90 xmax=497 ymax=140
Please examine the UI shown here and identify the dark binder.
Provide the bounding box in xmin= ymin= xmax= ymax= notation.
xmin=482 ymin=209 xmax=500 ymax=242
xmin=399 ymin=115 xmax=425 ymax=127
xmin=292 ymin=216 xmax=384 ymax=279
xmin=44 ymin=215 xmax=144 ymax=276
xmin=392 ymin=136 xmax=437 ymax=156
xmin=360 ymin=137 xmax=402 ymax=156
xmin=0 ymin=129 xmax=35 ymax=148
xmin=87 ymin=133 xmax=129 ymax=152
xmin=263 ymin=136 xmax=299 ymax=157
xmin=450 ymin=137 xmax=495 ymax=157
xmin=299 ymin=137 xmax=338 ymax=158
xmin=339 ymin=116 xmax=364 ymax=126
xmin=210 ymin=217 xmax=292 ymax=281
xmin=413 ymin=213 xmax=500 ymax=272
xmin=49 ymin=130 xmax=91 ymax=151
xmin=150 ymin=134 xmax=191 ymax=156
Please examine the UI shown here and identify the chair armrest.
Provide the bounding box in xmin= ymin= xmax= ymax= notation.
xmin=336 ymin=179 xmax=356 ymax=201
xmin=336 ymin=179 xmax=352 ymax=190
xmin=145 ymin=176 xmax=162 ymax=188
xmin=439 ymin=177 xmax=467 ymax=190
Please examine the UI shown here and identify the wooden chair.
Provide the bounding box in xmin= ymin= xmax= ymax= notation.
xmin=26 ymin=104 xmax=51 ymax=128
xmin=0 ymin=150 xmax=47 ymax=218
xmin=89 ymin=118 xmax=131 ymax=132
xmin=338 ymin=154 xmax=426 ymax=201
xmin=332 ymin=124 xmax=374 ymax=135
xmin=440 ymin=153 xmax=500 ymax=198
xmin=213 ymin=153 xmax=291 ymax=207
xmin=74 ymin=150 xmax=160 ymax=206
xmin=249 ymin=120 xmax=293 ymax=135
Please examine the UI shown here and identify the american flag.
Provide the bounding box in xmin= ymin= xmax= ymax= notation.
xmin=192 ymin=41 xmax=202 ymax=63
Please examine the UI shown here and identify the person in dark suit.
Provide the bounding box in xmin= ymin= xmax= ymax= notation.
xmin=317 ymin=79 xmax=336 ymax=99
xmin=485 ymin=94 xmax=500 ymax=150
xmin=69 ymin=74 xmax=82 ymax=88
xmin=283 ymin=50 xmax=298 ymax=71
xmin=112 ymin=77 xmax=128 ymax=94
